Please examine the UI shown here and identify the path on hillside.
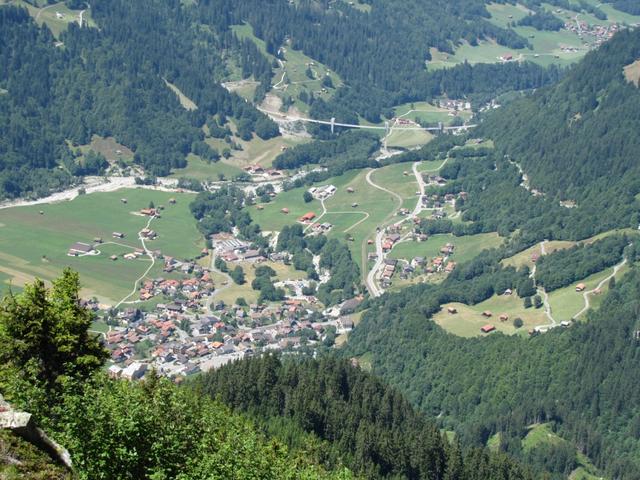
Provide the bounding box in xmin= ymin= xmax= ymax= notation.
xmin=531 ymin=240 xmax=558 ymax=329
xmin=114 ymin=215 xmax=156 ymax=308
xmin=574 ymin=258 xmax=627 ymax=319
xmin=35 ymin=2 xmax=56 ymax=21
xmin=364 ymin=167 xmax=416 ymax=297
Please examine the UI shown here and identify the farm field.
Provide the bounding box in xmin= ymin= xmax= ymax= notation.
xmin=434 ymin=293 xmax=548 ymax=337
xmin=427 ymin=1 xmax=640 ymax=71
xmin=384 ymin=129 xmax=433 ymax=149
xmin=0 ymin=189 xmax=202 ymax=305
xmin=394 ymin=101 xmax=473 ymax=125
xmin=390 ymin=233 xmax=504 ymax=264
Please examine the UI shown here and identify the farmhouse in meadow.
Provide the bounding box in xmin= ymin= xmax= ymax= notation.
xmin=67 ymin=242 xmax=95 ymax=256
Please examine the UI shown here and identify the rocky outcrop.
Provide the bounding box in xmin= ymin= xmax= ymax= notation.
xmin=0 ymin=395 xmax=72 ymax=470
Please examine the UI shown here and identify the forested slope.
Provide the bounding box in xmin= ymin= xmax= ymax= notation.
xmin=193 ymin=355 xmax=535 ymax=480
xmin=479 ymin=28 xmax=640 ymax=205
xmin=0 ymin=1 xmax=276 ymax=199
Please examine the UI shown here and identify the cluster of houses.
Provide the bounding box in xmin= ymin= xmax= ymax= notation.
xmin=564 ymin=20 xmax=621 ymax=48
xmin=437 ymin=99 xmax=472 ymax=112
xmin=102 ymin=290 xmax=358 ymax=382
xmin=308 ymin=184 xmax=337 ymax=200
xmin=243 ymin=164 xmax=284 ymax=179
xmin=210 ymin=232 xmax=266 ymax=263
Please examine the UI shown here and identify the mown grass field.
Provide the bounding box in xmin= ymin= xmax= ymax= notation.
xmin=169 ymin=154 xmax=244 ymax=181
xmin=390 ymin=233 xmax=504 ymax=264
xmin=434 ymin=293 xmax=548 ymax=337
xmin=394 ymin=101 xmax=472 ymax=125
xmin=0 ymin=189 xmax=202 ymax=305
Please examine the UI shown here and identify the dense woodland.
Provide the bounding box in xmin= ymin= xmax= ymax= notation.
xmin=0 ymin=2 xmax=277 ymax=199
xmin=345 ymin=249 xmax=640 ymax=479
xmin=193 ymin=355 xmax=536 ymax=480
xmin=534 ymin=235 xmax=631 ymax=292
xmin=478 ymin=29 xmax=640 ymax=210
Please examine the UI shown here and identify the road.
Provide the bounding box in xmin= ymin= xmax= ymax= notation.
xmin=364 ymin=165 xmax=424 ymax=297
xmin=114 ymin=215 xmax=157 ymax=308
xmin=205 ymin=252 xmax=234 ymax=313
xmin=78 ymin=9 xmax=85 ymax=27
xmin=574 ymin=258 xmax=627 ymax=319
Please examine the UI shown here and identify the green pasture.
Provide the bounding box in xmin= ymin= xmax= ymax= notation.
xmin=170 ymin=154 xmax=244 ymax=181
xmin=390 ymin=233 xmax=503 ymax=264
xmin=0 ymin=189 xmax=202 ymax=304
xmin=433 ymin=293 xmax=548 ymax=337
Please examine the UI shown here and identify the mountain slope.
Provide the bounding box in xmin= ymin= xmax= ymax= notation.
xmin=193 ymin=355 xmax=536 ymax=480
xmin=479 ymin=28 xmax=640 ymax=205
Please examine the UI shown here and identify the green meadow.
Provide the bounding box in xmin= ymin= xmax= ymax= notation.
xmin=0 ymin=189 xmax=202 ymax=304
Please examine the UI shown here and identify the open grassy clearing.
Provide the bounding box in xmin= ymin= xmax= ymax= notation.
xmin=624 ymin=59 xmax=640 ymax=87
xmin=169 ymin=154 xmax=244 ymax=181
xmin=75 ymin=135 xmax=134 ymax=164
xmin=164 ymin=79 xmax=198 ymax=111
xmin=434 ymin=293 xmax=548 ymax=337
xmin=231 ymin=23 xmax=342 ymax=114
xmin=547 ymin=263 xmax=629 ymax=322
xmin=385 ymin=129 xmax=433 ymax=149
xmin=394 ymin=101 xmax=472 ymax=125
xmin=0 ymin=189 xmax=202 ymax=305
xmin=501 ymin=228 xmax=635 ymax=270
xmin=390 ymin=233 xmax=504 ymax=264
xmin=370 ymin=163 xmax=419 ymax=200
xmin=9 ymin=0 xmax=96 ymax=38
xmin=523 ymin=423 xmax=603 ymax=479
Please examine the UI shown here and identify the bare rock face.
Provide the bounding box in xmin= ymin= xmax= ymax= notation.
xmin=0 ymin=394 xmax=73 ymax=470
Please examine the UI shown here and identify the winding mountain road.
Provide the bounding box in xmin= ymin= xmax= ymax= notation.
xmin=574 ymin=258 xmax=627 ymax=319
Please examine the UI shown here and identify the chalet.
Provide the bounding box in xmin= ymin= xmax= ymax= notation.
xmin=340 ymin=297 xmax=363 ymax=315
xmin=121 ymin=362 xmax=147 ymax=380
xmin=346 ymin=187 xmax=355 ymax=193
xmin=281 ymin=208 xmax=290 ymax=214
xmin=112 ymin=232 xmax=125 ymax=239
xmin=140 ymin=208 xmax=157 ymax=217
xmin=481 ymin=324 xmax=496 ymax=334
xmin=575 ymin=283 xmax=586 ymax=292
xmin=299 ymin=212 xmax=316 ymax=222
xmin=243 ymin=249 xmax=263 ymax=262
xmin=94 ymin=237 xmax=103 ymax=243
xmin=110 ymin=255 xmax=118 ymax=261
xmin=411 ymin=256 xmax=426 ymax=268
xmin=482 ymin=311 xmax=493 ymax=318
xmin=169 ymin=198 xmax=176 ymax=204
xmin=499 ymin=314 xmax=509 ymax=322
xmin=68 ymin=242 xmax=94 ymax=256
xmin=340 ymin=317 xmax=354 ymax=330
xmin=445 ymin=261 xmax=456 ymax=273
xmin=447 ymin=307 xmax=457 ymax=314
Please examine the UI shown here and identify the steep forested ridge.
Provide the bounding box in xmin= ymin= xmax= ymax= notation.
xmin=194 ymin=355 xmax=535 ymax=480
xmin=479 ymin=28 xmax=640 ymax=205
xmin=0 ymin=1 xmax=276 ymax=199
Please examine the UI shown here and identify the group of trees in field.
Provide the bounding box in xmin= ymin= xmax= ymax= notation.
xmin=516 ymin=10 xmax=564 ymax=31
